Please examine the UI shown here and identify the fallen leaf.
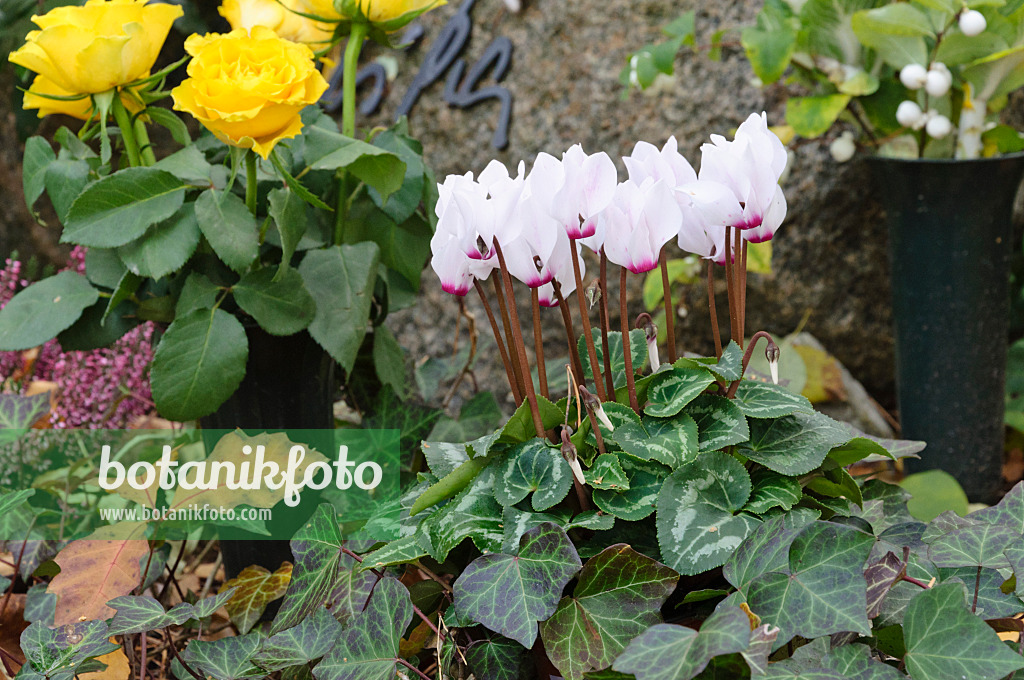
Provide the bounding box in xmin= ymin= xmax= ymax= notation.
xmin=221 ymin=564 xmax=292 ymax=634
xmin=79 ymin=643 xmax=130 ymax=680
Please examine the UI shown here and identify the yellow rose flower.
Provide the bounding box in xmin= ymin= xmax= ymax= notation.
xmin=8 ymin=0 xmax=182 ymax=96
xmin=21 ymin=75 xmax=146 ymax=120
xmin=171 ymin=27 xmax=329 ymax=159
xmin=219 ymin=0 xmax=333 ymax=46
xmin=353 ymin=0 xmax=445 ymax=24
xmin=294 ymin=0 xmax=344 ymax=21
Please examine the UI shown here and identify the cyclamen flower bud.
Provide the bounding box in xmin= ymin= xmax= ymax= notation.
xmin=579 ymin=385 xmax=615 ymax=432
xmin=899 ymin=64 xmax=928 ymax=90
xmin=959 ymin=9 xmax=986 ymax=36
xmin=560 ymin=428 xmax=586 ymax=485
xmin=765 ymin=341 xmax=781 ymax=385
xmin=635 ymin=313 xmax=660 ymax=372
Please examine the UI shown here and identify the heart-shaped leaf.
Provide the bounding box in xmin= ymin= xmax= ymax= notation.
xmin=254 ymin=607 xmax=342 ymax=671
xmin=744 ymin=469 xmax=802 ymax=515
xmin=644 ymin=367 xmax=715 ymax=418
xmin=732 ymin=380 xmax=812 ymax=418
xmin=740 ymin=410 xmax=852 ymax=476
xmin=20 ymin=620 xmax=119 ymax=680
xmin=585 ymin=453 xmax=630 ymax=491
xmin=418 ymin=464 xmax=504 ymax=561
xmin=926 ymin=516 xmax=1017 ymax=569
xmin=494 ymin=438 xmax=573 ymax=511
xmin=106 ymin=596 xmax=194 ymax=635
xmin=271 ymin=504 xmax=344 ymax=634
xmin=612 ymin=414 xmax=698 ymax=468
xmin=723 ymin=509 xmax=820 ymax=592
xmin=580 ymin=330 xmax=647 ymax=390
xmin=180 ymin=634 xmax=263 ymax=680
xmin=593 ymin=454 xmax=670 ymax=521
xmin=683 ymin=394 xmax=749 ymax=453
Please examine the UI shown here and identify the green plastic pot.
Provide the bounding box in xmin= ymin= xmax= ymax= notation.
xmin=869 ymin=153 xmax=1024 ymax=503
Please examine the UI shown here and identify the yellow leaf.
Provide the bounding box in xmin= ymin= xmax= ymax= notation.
xmin=221 ymin=563 xmax=292 ymax=634
xmin=79 ymin=644 xmax=130 ymax=680
xmin=793 ymin=345 xmax=846 ymax=404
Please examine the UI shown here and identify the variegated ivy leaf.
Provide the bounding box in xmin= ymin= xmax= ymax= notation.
xmin=540 ymin=544 xmax=678 ymax=680
xmin=1006 ymin=542 xmax=1024 ymax=599
xmin=501 ymin=507 xmax=614 ymax=554
xmin=418 ymin=464 xmax=504 ymax=561
xmin=106 ymin=596 xmax=195 ymax=635
xmin=970 ymin=480 xmax=1024 ymax=536
xmin=585 ymin=453 xmax=630 ymax=491
xmin=19 ymin=620 xmax=119 ymax=680
xmin=656 ymin=452 xmax=760 ymax=576
xmin=464 ymin=633 xmax=530 ymax=680
xmin=745 ymin=521 xmax=875 ymax=649
xmin=925 ymin=515 xmax=1017 ymax=569
xmin=722 ymin=508 xmax=821 ymax=593
xmin=743 ymin=469 xmax=802 ymax=515
xmin=592 ymin=454 xmax=670 ymax=521
xmin=612 ymin=606 xmax=751 ymax=680
xmin=192 ymin=587 xmax=236 ymax=619
xmin=683 ymin=394 xmax=749 ymax=453
xmin=220 ymin=563 xmax=292 ymax=634
xmin=939 ymin=568 xmax=1024 ymax=618
xmin=24 ymin=584 xmax=56 ymax=625
xmin=314 ymin=577 xmax=413 ymax=680
xmin=612 ymin=414 xmax=698 ymax=469
xmin=325 ymin=547 xmax=378 ymax=625
xmin=742 ymin=624 xmax=779 ymax=676
xmin=643 ymin=367 xmax=716 ymax=418
xmin=822 ymin=643 xmax=907 ymax=680
xmin=494 ymin=438 xmax=573 ymax=511
xmin=180 ymin=634 xmax=263 ymax=680
xmin=358 ymin=535 xmax=427 ymax=572
xmin=254 ymin=607 xmax=342 ymax=671
xmin=454 ymin=522 xmax=581 ymax=647
xmin=855 ymin=480 xmax=916 ymax=533
xmin=732 ymin=380 xmax=812 ymax=419
xmin=739 ymin=410 xmax=852 ymax=476
xmin=271 ymin=504 xmax=344 ymax=634
xmin=864 ymin=551 xmax=905 ymax=620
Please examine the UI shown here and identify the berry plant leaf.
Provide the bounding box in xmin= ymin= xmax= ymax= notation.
xmin=611 ymin=606 xmax=751 ymax=680
xmin=314 ymin=577 xmax=413 ymax=680
xmin=902 ymin=581 xmax=1024 ymax=680
xmin=656 ymin=452 xmax=760 ymax=576
xmin=732 ymin=380 xmax=813 ymax=419
xmin=220 ymin=563 xmax=292 ymax=635
xmin=19 ymin=620 xmax=119 ymax=680
xmin=540 ymin=544 xmax=678 ymax=680
xmin=254 ymin=607 xmax=342 ymax=671
xmin=739 ymin=410 xmax=852 ymax=476
xmin=612 ymin=414 xmax=698 ymax=468
xmin=683 ymin=394 xmax=749 ymax=452
xmin=179 ymin=634 xmax=264 ymax=680
xmin=745 ymin=521 xmax=875 ymax=648
xmin=271 ymin=504 xmax=345 ymax=634
xmin=593 ymin=454 xmax=670 ymax=521
xmin=454 ymin=522 xmax=582 ymax=647
xmin=643 ymin=367 xmax=716 ymax=418
xmin=494 ymin=438 xmax=573 ymax=511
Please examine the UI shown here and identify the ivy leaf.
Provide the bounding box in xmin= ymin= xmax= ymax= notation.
xmin=500 ymin=508 xmax=614 ymax=554
xmin=732 ymin=381 xmax=812 ymax=419
xmin=24 ymin=584 xmax=56 ymax=625
xmin=821 ymin=643 xmax=906 ymax=680
xmin=0 ymin=272 xmax=98 ymax=351
xmin=193 ymin=588 xmax=237 ymax=619
xmin=254 ymin=607 xmax=342 ymax=671
xmin=864 ymin=551 xmax=906 ymax=620
xmin=454 ymin=523 xmax=582 ymax=647
xmin=325 ymin=550 xmax=378 ymax=625
xmin=644 ymin=368 xmax=716 ymax=418
xmin=180 ymin=634 xmax=263 ymax=680
xmin=271 ymin=504 xmax=344 ymax=634
xmin=745 ymin=521 xmax=875 ymax=648
xmin=220 ymin=563 xmax=292 ymax=634
xmin=971 ymin=481 xmax=1024 ymax=535
xmin=744 ymin=469 xmax=802 ymax=515
xmin=580 ymin=330 xmax=647 ymax=389
xmin=742 ymin=624 xmax=780 ymax=676
xmin=314 ymin=577 xmax=413 ymax=680
xmin=940 ymin=567 xmax=1024 ymax=618
xmin=593 ymin=454 xmax=670 ymax=521
xmin=19 ymin=620 xmax=119 ymax=680
xmin=656 ymin=452 xmax=760 ymax=576
xmin=612 ymin=414 xmax=698 ymax=468
xmin=494 ymin=438 xmax=573 ymax=511
xmin=611 ymin=606 xmax=751 ymax=680
xmin=903 ymin=582 xmax=1024 ymax=680
xmin=925 ymin=516 xmax=1017 ymax=569
xmin=106 ymin=596 xmax=194 ymax=635
xmin=739 ymin=411 xmax=852 ymax=476
xmin=585 ymin=453 xmax=631 ymax=491
xmin=683 ymin=394 xmax=749 ymax=452
xmin=540 ymin=544 xmax=678 ymax=680
xmin=233 ymin=267 xmax=317 ymax=336
xmin=464 ymin=634 xmax=530 ymax=680
xmin=1006 ymin=543 xmax=1024 ymax=599
xmin=418 ymin=464 xmax=504 ymax=561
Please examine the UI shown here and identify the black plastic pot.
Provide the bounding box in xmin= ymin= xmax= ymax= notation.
xmin=199 ymin=324 xmax=335 ymax=579
xmin=869 ymin=153 xmax=1024 ymax=503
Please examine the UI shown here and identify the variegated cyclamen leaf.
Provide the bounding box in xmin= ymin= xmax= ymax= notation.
xmin=722 ymin=508 xmax=820 ymax=592
xmin=180 ymin=634 xmax=263 ymax=680
xmin=106 ymin=596 xmax=194 ymax=635
xmin=580 ymin=330 xmax=647 ymax=389
xmin=454 ymin=523 xmax=581 ymax=647
xmin=732 ymin=380 xmax=812 ymax=418
xmin=584 ymin=402 xmax=642 ymax=451
xmin=418 ymin=464 xmax=504 ymax=561
xmin=644 ymin=367 xmax=716 ymax=418
xmin=656 ymin=452 xmax=760 ymax=576
xmin=739 ymin=410 xmax=852 ymax=476
xmin=314 ymin=577 xmax=412 ymax=680
xmin=420 ymin=440 xmax=470 ymax=478
xmin=612 ymin=414 xmax=698 ymax=468
xmin=254 ymin=607 xmax=342 ymax=671
xmin=358 ymin=535 xmax=427 ymax=571
xmin=271 ymin=504 xmax=344 ymax=634
xmin=925 ymin=516 xmax=1017 ymax=569
xmin=745 ymin=521 xmax=875 ymax=649
xmin=540 ymin=544 xmax=678 ymax=680
xmin=464 ymin=634 xmax=530 ymax=680
xmin=744 ymin=469 xmax=802 ymax=515
xmin=611 ymin=606 xmax=751 ymax=680
xmin=683 ymin=394 xmax=749 ymax=452
xmin=20 ymin=620 xmax=119 ymax=680
xmin=494 ymin=438 xmax=573 ymax=511
xmin=593 ymin=454 xmax=670 ymax=521
xmin=585 ymin=453 xmax=631 ymax=491
xmin=220 ymin=563 xmax=292 ymax=634
xmin=500 ymin=507 xmax=615 ymax=554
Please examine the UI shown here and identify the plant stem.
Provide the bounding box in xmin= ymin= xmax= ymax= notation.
xmin=138 ymin=629 xmax=148 ymax=680
xmin=659 ymin=249 xmax=677 ymax=362
xmin=972 ymin=565 xmax=981 ymax=613
xmin=531 ymin=288 xmax=549 ymax=399
xmin=570 ymin=240 xmax=606 ymax=401
xmin=735 ymin=227 xmax=745 ymax=348
xmin=901 ymin=574 xmax=932 ymax=589
xmin=553 ymin=282 xmax=586 ymax=390
xmin=475 ymin=281 xmax=521 ymax=405
xmin=342 ymin=22 xmax=368 ymax=138
xmin=620 ymin=267 xmax=639 ymax=413
xmin=245 ymin=150 xmax=258 ymax=217
xmin=164 ymin=630 xmax=204 ymax=680
xmin=723 ymin=226 xmax=738 ymax=345
xmin=707 ymin=261 xmax=722 ymax=358
xmin=493 ymin=276 xmax=526 ymax=406
xmin=494 ymin=241 xmax=545 ymax=438
xmin=111 ymin=96 xmax=141 ymax=167
xmin=727 ymin=330 xmax=776 ymax=398
xmin=133 ymin=117 xmax=156 ymax=166
xmin=397 ymin=658 xmax=433 ymax=680
xmin=599 ymin=250 xmax=615 ymax=397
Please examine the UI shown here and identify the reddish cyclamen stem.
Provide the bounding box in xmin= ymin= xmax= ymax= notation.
xmin=599 ymin=250 xmax=616 ymax=398
xmin=727 ymin=330 xmax=778 ymax=398
xmin=707 ymin=261 xmax=723 ymax=358
xmin=531 ymin=288 xmax=549 ymax=399
xmin=734 ymin=226 xmax=745 ymax=348
xmin=570 ymin=239 xmax=607 ymax=402
xmin=553 ymin=281 xmax=587 ymax=389
xmin=659 ymin=248 xmax=677 ymax=362
xmin=492 ymin=276 xmax=526 ymax=406
xmin=474 ymin=280 xmax=522 ymax=405
xmin=620 ymin=267 xmax=640 ymax=413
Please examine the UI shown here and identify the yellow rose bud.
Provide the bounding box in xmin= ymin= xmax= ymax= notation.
xmin=8 ymin=0 xmax=183 ymax=96
xmin=294 ymin=0 xmax=344 ymax=22
xmin=354 ymin=0 xmax=445 ymax=24
xmin=219 ymin=0 xmax=333 ymax=46
xmin=171 ymin=27 xmax=329 ymax=159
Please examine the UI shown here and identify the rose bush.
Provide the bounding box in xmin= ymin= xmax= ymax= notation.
xmin=219 ymin=0 xmax=333 ymax=45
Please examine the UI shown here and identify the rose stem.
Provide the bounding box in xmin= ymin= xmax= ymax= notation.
xmin=553 ymin=282 xmax=586 ymax=389
xmin=531 ymin=288 xmax=549 ymax=399
xmin=570 ymin=239 xmax=606 ymax=401
xmin=620 ymin=267 xmax=640 ymax=413
xmin=132 ymin=117 xmax=156 ymax=167
xmin=494 ymin=240 xmax=546 ymax=437
xmin=659 ymin=248 xmax=677 ymax=363
xmin=333 ymin=20 xmax=368 ymax=245
xmin=599 ymin=249 xmax=615 ymax=398
xmin=707 ymin=261 xmax=723 ymax=358
xmin=492 ymin=276 xmax=526 ymax=405
xmin=735 ymin=227 xmax=745 ymax=348
xmin=475 ymin=280 xmax=522 ymax=405
xmin=111 ymin=96 xmax=141 ymax=168
xmin=244 ymin=150 xmax=258 ymax=217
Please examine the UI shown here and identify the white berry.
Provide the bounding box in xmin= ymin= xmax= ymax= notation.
xmin=896 ymin=100 xmax=925 ymax=128
xmin=830 ymin=132 xmax=856 ymax=163
xmin=960 ymin=9 xmax=987 ymax=36
xmin=926 ymin=113 xmax=952 ymax=139
xmin=925 ymin=68 xmax=952 ymax=97
xmin=900 ymin=63 xmax=928 ymax=89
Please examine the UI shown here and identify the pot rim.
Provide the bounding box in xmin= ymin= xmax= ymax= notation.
xmin=864 ymin=150 xmax=1024 ymax=166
